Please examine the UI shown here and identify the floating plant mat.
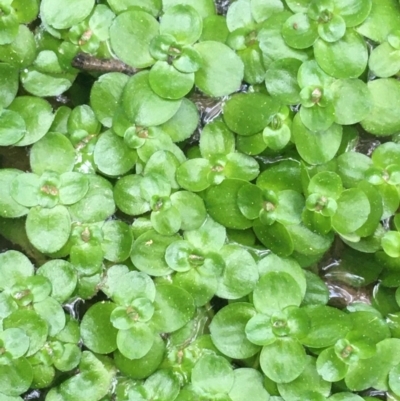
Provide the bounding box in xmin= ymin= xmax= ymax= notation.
xmin=1 ymin=0 xmax=400 ymax=400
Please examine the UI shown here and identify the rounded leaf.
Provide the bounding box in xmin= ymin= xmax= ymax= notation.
xmin=117 ymin=324 xmax=155 ymax=359
xmin=223 ymin=93 xmax=279 ymax=136
xmin=3 ymin=309 xmax=48 ymax=356
xmin=253 ymin=271 xmax=303 ymax=315
xmin=94 ymin=130 xmax=137 ymax=176
xmin=265 ymin=58 xmax=302 ymax=104
xmin=160 ymin=4 xmax=202 ymax=45
xmin=361 ymin=78 xmax=400 ymax=136
xmin=194 ymin=41 xmax=244 ymax=97
xmin=206 ymin=179 xmax=253 ymax=229
xmin=8 ymin=96 xmax=54 ymax=146
xmin=260 ymin=337 xmax=307 ymax=383
xmin=314 ymin=30 xmax=368 ymax=79
xmin=109 ymin=10 xmax=158 ymax=68
xmin=26 ymin=205 xmax=71 ymax=254
xmin=331 ymin=78 xmax=373 ymax=125
xmin=192 ymin=354 xmax=234 ymax=395
xmin=292 ymin=114 xmax=342 ymax=165
xmin=0 ymin=358 xmax=33 ymax=397
xmin=36 ymin=260 xmax=77 ymax=303
xmin=80 ymin=302 xmax=118 ymax=354
xmin=0 ymin=169 xmax=29 ymax=218
xmin=210 ymin=302 xmax=260 ymax=359
xmin=149 ymin=61 xmax=194 ymax=100
xmin=122 ymin=71 xmax=182 ymax=126
xmin=0 ymin=109 xmax=26 ymax=146
xmin=90 ymin=72 xmax=129 ymax=127
xmin=40 ymin=0 xmax=94 ymax=29
xmin=151 ymin=284 xmax=195 ymax=333
xmin=131 ymin=230 xmax=177 ymax=276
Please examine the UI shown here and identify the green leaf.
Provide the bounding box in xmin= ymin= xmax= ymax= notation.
xmin=361 ymin=78 xmax=400 ymax=136
xmin=292 ymin=114 xmax=342 ymax=165
xmin=159 ymin=97 xmax=199 ymax=142
xmin=245 ymin=313 xmax=275 ymax=346
xmin=114 ymin=334 xmax=165 ymax=379
xmin=223 ymin=92 xmax=279 ymax=136
xmin=34 ymin=297 xmax=66 ymax=337
xmin=301 ymin=305 xmax=352 ymax=348
xmin=281 ymin=13 xmax=318 ymax=49
xmin=335 ymin=0 xmax=372 ymax=27
xmin=151 ymin=284 xmax=194 ymax=333
xmin=107 ymin=0 xmax=161 ymax=15
xmin=279 ymin=356 xmax=331 ymax=400
xmin=206 ymin=179 xmax=253 ymax=229
xmin=176 ymin=158 xmax=211 ymax=192
xmin=131 ymin=230 xmax=178 ymax=276
xmin=8 ymin=96 xmax=54 ymax=146
xmin=184 ymin=215 xmax=226 ymax=251
xmin=331 ymin=188 xmax=370 ymax=234
xmin=30 ymin=132 xmax=74 ymax=175
xmin=70 ymin=242 xmax=103 ymax=276
xmin=0 ymin=62 xmax=19 ymax=109
xmin=59 ymin=172 xmax=89 ymax=205
xmin=144 ymin=370 xmax=180 ymax=401
xmin=382 ymin=231 xmax=400 ymax=258
xmin=114 ymin=175 xmax=150 ymax=216
xmin=26 ymin=205 xmax=71 ymax=254
xmin=346 ymin=338 xmax=400 ymax=391
xmin=369 ymin=42 xmax=400 ymax=78
xmin=0 ymin=169 xmax=29 ymax=218
xmin=109 ymin=9 xmax=158 ymax=68
xmin=36 ymin=259 xmax=77 ymax=303
xmin=101 ymin=220 xmax=133 ymax=263
xmin=0 ymin=358 xmax=32 ymax=397
xmin=216 ymin=245 xmax=258 ymax=299
xmin=162 ymin=0 xmax=215 ymax=18
xmin=0 ymin=25 xmax=36 ymax=68
xmin=122 ymin=71 xmax=182 ymax=126
xmin=253 ymin=272 xmax=303 ymax=315
xmin=90 ymin=72 xmax=128 ymax=128
xmin=94 ymin=130 xmax=137 ymax=176
xmin=58 ymin=351 xmax=114 ymax=401
xmin=265 ymin=58 xmax=302 ymax=104
xmin=226 ymin=0 xmax=253 ymax=31
xmin=355 ymin=0 xmax=400 ymax=43
xmin=331 ymin=78 xmax=373 ymax=125
xmin=316 ymin=347 xmax=348 ymax=382
xmin=302 ymin=270 xmax=329 ymax=306
xmin=40 ymin=0 xmax=94 ymax=29
xmin=258 ymin=253 xmax=307 ymax=297
xmin=4 ymin=309 xmax=48 ymax=356
xmin=0 ymin=7 xmax=19 ymax=46
xmin=253 ymin=220 xmax=294 ymax=257
xmin=160 ymin=4 xmax=202 ymax=45
xmin=210 ymin=302 xmax=260 ymax=359
xmin=314 ymin=29 xmax=368 ymax=79
xmin=200 ymin=120 xmax=235 ymax=158
xmin=192 ymin=354 xmax=234 ymax=395
xmin=149 ymin=60 xmax=194 ymax=99
xmin=0 ymin=250 xmax=34 ymax=290
xmin=81 ymin=302 xmax=118 ymax=354
xmin=0 ymin=109 xmax=26 ymax=146
xmin=117 ymin=323 xmax=155 ymax=359
xmin=0 ymin=327 xmax=29 ymax=359
xmin=258 ymin=11 xmax=311 ymax=65
xmin=229 ymin=368 xmax=271 ymax=401
xmin=317 ymin=14 xmax=346 ymax=43
xmin=170 ymin=191 xmax=207 ymax=231
xmin=194 ymin=41 xmax=244 ymax=97
xmin=260 ymin=337 xmax=307 ymax=383
xmin=68 ymin=174 xmax=115 ymax=223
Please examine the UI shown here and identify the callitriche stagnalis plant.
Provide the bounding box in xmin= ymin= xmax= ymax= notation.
xmin=1 ymin=0 xmax=400 ymax=400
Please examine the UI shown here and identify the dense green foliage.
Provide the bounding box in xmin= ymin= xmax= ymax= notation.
xmin=1 ymin=0 xmax=400 ymax=399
